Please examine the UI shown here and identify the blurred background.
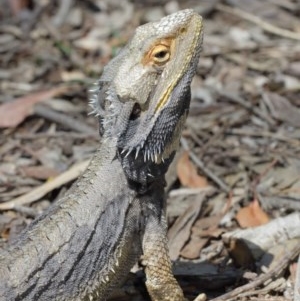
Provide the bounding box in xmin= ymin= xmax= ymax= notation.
xmin=1 ymin=1 xmax=300 ymax=300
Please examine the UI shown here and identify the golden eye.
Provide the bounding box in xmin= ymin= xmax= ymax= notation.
xmin=141 ymin=39 xmax=173 ymax=66
xmin=152 ymin=45 xmax=170 ymax=65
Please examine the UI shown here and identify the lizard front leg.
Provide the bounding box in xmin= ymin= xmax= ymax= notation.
xmin=142 ymin=206 xmax=187 ymax=301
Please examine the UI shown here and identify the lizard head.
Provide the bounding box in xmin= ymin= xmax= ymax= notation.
xmin=90 ymin=9 xmax=203 ymax=185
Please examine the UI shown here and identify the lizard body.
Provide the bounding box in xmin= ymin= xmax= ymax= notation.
xmin=0 ymin=9 xmax=203 ymax=301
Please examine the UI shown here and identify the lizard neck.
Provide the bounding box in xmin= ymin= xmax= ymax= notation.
xmin=118 ymin=149 xmax=173 ymax=192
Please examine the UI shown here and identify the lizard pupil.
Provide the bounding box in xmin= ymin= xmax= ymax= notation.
xmin=155 ymin=51 xmax=167 ymax=59
xmin=129 ymin=103 xmax=141 ymax=120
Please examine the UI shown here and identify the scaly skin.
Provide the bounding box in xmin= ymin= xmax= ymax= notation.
xmin=0 ymin=9 xmax=203 ymax=301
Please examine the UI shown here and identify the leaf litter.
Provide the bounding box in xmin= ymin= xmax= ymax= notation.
xmin=1 ymin=0 xmax=300 ymax=300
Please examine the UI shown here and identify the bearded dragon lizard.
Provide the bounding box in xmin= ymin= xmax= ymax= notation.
xmin=0 ymin=9 xmax=203 ymax=301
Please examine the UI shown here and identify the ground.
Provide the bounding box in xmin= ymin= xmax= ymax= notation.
xmin=0 ymin=0 xmax=300 ymax=300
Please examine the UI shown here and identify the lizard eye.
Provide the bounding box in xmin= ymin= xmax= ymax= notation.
xmin=152 ymin=45 xmax=170 ymax=65
xmin=142 ymin=39 xmax=173 ymax=66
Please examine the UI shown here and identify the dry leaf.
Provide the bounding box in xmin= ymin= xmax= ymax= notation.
xmin=20 ymin=166 xmax=60 ymax=180
xmin=192 ymin=215 xmax=224 ymax=239
xmin=0 ymin=86 xmax=69 ymax=128
xmin=168 ymin=198 xmax=203 ymax=260
xmin=236 ymin=199 xmax=270 ymax=228
xmin=264 ymin=92 xmax=300 ymax=127
xmin=9 ymin=0 xmax=29 ymax=16
xmin=180 ymin=236 xmax=208 ymax=259
xmin=177 ymin=151 xmax=208 ymax=188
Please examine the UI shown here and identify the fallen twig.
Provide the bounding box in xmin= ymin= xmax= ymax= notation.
xmin=225 ymin=128 xmax=300 ymax=145
xmin=34 ymin=104 xmax=97 ymax=134
xmin=0 ymin=159 xmax=90 ymax=210
xmin=15 ymin=132 xmax=99 ymax=139
xmin=295 ymin=254 xmax=300 ymax=301
xmin=210 ymin=243 xmax=300 ymax=301
xmin=251 ymin=158 xmax=278 ymax=193
xmin=216 ymin=4 xmax=300 ymax=41
xmin=181 ymin=138 xmax=231 ymax=193
xmin=217 ymin=90 xmax=275 ymax=127
xmin=222 ymin=213 xmax=300 ymax=258
xmin=52 ymin=0 xmax=74 ymax=27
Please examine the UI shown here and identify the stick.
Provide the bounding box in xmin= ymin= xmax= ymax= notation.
xmin=216 ymin=4 xmax=300 ymax=41
xmin=181 ymin=138 xmax=231 ymax=193
xmin=34 ymin=104 xmax=97 ymax=134
xmin=0 ymin=160 xmax=90 ymax=210
xmin=210 ymin=243 xmax=300 ymax=301
xmin=294 ymin=254 xmax=300 ymax=301
xmin=217 ymin=90 xmax=275 ymax=126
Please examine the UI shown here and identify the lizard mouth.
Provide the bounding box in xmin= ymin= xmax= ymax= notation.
xmin=116 ymin=18 xmax=203 ymax=163
xmin=117 ymin=53 xmax=194 ymax=162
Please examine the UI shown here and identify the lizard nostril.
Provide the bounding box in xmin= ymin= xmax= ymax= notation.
xmin=130 ymin=103 xmax=141 ymax=120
